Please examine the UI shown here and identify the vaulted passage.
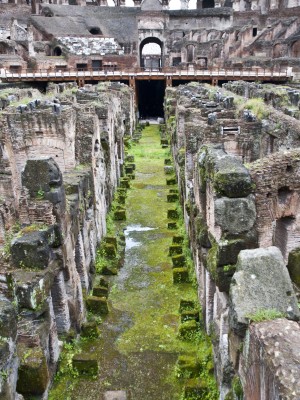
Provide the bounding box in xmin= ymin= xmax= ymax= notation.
xmin=137 ymin=80 xmax=165 ymax=118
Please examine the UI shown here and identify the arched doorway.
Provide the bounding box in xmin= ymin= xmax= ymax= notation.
xmin=140 ymin=37 xmax=163 ymax=70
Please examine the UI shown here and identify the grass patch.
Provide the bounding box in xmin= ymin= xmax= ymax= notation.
xmin=246 ymin=309 xmax=285 ymax=322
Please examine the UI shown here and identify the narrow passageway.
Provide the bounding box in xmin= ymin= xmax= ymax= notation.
xmin=49 ymin=124 xmax=217 ymax=400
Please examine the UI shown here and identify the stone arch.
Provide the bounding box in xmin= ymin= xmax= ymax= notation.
xmin=53 ymin=46 xmax=62 ymax=56
xmin=273 ymin=43 xmax=284 ymax=58
xmin=291 ymin=40 xmax=300 ymax=57
xmin=187 ymin=44 xmax=195 ymax=62
xmin=139 ymin=37 xmax=163 ymax=69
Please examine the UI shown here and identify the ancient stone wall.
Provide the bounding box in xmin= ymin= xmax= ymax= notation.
xmin=0 ymin=81 xmax=134 ymax=400
xmin=165 ymin=82 xmax=300 ymax=400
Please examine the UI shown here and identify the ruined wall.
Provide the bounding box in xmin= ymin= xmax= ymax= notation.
xmin=0 ymin=81 xmax=134 ymax=400
xmin=165 ymin=82 xmax=300 ymax=400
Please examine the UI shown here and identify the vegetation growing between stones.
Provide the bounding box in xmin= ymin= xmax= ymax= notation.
xmin=246 ymin=309 xmax=285 ymax=322
xmin=49 ymin=124 xmax=218 ymax=400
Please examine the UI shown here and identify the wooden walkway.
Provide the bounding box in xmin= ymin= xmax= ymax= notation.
xmin=0 ymin=67 xmax=291 ymax=85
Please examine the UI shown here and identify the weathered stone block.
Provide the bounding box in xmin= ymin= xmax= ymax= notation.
xmin=168 ymin=222 xmax=177 ymax=230
xmin=11 ymin=231 xmax=51 ymax=269
xmin=173 ymin=268 xmax=189 ymax=284
xmin=126 ymin=163 xmax=136 ymax=171
xmin=72 ymin=353 xmax=99 ymax=375
xmin=215 ymin=196 xmax=256 ymax=235
xmin=172 ymin=254 xmax=186 ymax=267
xmin=183 ymin=378 xmax=208 ymax=397
xmin=287 ymin=248 xmax=300 ymax=286
xmin=172 ymin=235 xmax=184 ymax=244
xmin=17 ymin=344 xmax=49 ymax=395
xmin=98 ymin=276 xmax=109 ymax=288
xmin=93 ymin=286 xmax=108 ymax=298
xmin=169 ymin=245 xmax=183 ymax=256
xmin=176 ymin=355 xmax=201 ymax=378
xmin=164 ymin=166 xmax=174 ymax=175
xmin=102 ymin=243 xmax=117 ymax=259
xmin=229 ymin=247 xmax=300 ymax=336
xmin=101 ymin=265 xmax=118 ymax=275
xmin=167 ymin=193 xmax=179 ymax=202
xmin=81 ymin=321 xmax=100 ymax=338
xmin=167 ymin=209 xmax=179 ymax=219
xmin=120 ymin=178 xmax=130 ymax=189
xmin=0 ymin=299 xmax=17 ymax=340
xmin=86 ymin=296 xmax=109 ymax=315
xmin=166 ymin=177 xmax=177 ymax=185
xmin=181 ymin=310 xmax=200 ymax=323
xmin=22 ymin=158 xmax=62 ymax=198
xmin=125 ymin=155 xmax=134 ymax=162
xmin=179 ymin=299 xmax=195 ymax=312
xmin=178 ymin=320 xmax=198 ymax=340
xmin=114 ymin=209 xmax=126 ymax=221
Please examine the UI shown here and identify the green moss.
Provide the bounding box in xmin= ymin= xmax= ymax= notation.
xmin=232 ymin=376 xmax=243 ymax=399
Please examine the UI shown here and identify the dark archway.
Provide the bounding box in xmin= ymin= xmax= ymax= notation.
xmin=89 ymin=27 xmax=102 ymax=35
xmin=53 ymin=46 xmax=62 ymax=56
xmin=203 ymin=0 xmax=215 ymax=7
xmin=137 ymin=80 xmax=165 ymax=118
xmin=139 ymin=37 xmax=163 ymax=70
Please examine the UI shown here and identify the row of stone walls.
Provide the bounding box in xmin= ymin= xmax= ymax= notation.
xmin=165 ymin=82 xmax=300 ymax=399
xmin=0 ymin=81 xmax=134 ymax=399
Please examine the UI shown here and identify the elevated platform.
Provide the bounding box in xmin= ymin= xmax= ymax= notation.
xmin=0 ymin=67 xmax=291 ymax=85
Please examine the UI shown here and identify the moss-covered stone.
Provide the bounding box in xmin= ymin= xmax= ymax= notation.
xmin=102 ymin=243 xmax=117 ymax=259
xmin=125 ymin=155 xmax=135 ymax=162
xmin=93 ymin=286 xmax=108 ymax=298
xmin=178 ymin=320 xmax=198 ymax=340
xmin=168 ymin=222 xmax=177 ymax=230
xmin=126 ymin=163 xmax=136 ymax=171
xmin=183 ymin=378 xmax=209 ymax=397
xmin=120 ymin=178 xmax=130 ymax=189
xmin=17 ymin=344 xmax=49 ymax=395
xmin=172 ymin=254 xmax=186 ymax=267
xmin=173 ymin=235 xmax=184 ymax=244
xmin=114 ymin=209 xmax=126 ymax=221
xmin=167 ymin=193 xmax=179 ymax=202
xmin=195 ymin=215 xmax=210 ymax=248
xmin=101 ymin=265 xmax=118 ymax=275
xmin=169 ymin=245 xmax=183 ymax=256
xmin=176 ymin=355 xmax=201 ymax=378
xmin=173 ymin=268 xmax=189 ymax=283
xmin=72 ymin=353 xmax=99 ymax=375
xmin=125 ymin=165 xmax=134 ymax=174
xmin=181 ymin=310 xmax=199 ymax=323
xmin=103 ymin=236 xmax=117 ymax=248
xmin=179 ymin=299 xmax=195 ymax=312
xmin=287 ymin=247 xmax=300 ymax=286
xmin=98 ymin=276 xmax=109 ymax=288
xmin=168 ymin=209 xmax=179 ymax=219
xmin=81 ymin=321 xmax=100 ymax=338
xmin=166 ymin=177 xmax=177 ymax=185
xmin=86 ymin=296 xmax=109 ymax=315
